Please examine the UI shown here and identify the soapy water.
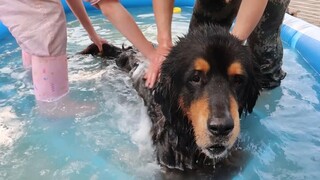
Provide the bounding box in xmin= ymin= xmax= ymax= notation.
xmin=0 ymin=7 xmax=320 ymax=179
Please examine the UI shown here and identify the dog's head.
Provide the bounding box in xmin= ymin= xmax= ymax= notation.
xmin=155 ymin=24 xmax=260 ymax=160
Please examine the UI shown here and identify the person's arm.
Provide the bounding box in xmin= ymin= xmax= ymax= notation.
xmin=152 ymin=0 xmax=174 ymax=51
xmin=98 ymin=0 xmax=163 ymax=88
xmin=231 ymin=0 xmax=268 ymax=41
xmin=66 ymin=0 xmax=106 ymax=51
xmin=98 ymin=0 xmax=155 ymax=59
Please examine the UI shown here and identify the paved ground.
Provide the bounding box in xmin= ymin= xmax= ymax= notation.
xmin=288 ymin=0 xmax=320 ymax=26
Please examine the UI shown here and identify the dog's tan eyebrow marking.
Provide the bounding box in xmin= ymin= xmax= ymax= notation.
xmin=194 ymin=58 xmax=210 ymax=73
xmin=228 ymin=62 xmax=243 ymax=76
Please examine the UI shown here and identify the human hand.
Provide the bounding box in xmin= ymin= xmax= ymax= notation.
xmin=144 ymin=53 xmax=165 ymax=89
xmin=144 ymin=44 xmax=172 ymax=88
xmin=89 ymin=34 xmax=107 ymax=52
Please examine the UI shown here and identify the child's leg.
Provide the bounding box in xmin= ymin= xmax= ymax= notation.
xmin=0 ymin=0 xmax=68 ymax=101
xmin=32 ymin=55 xmax=69 ymax=102
xmin=0 ymin=0 xmax=67 ymax=57
xmin=22 ymin=50 xmax=32 ymax=69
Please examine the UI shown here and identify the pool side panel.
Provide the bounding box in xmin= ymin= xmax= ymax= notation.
xmin=0 ymin=22 xmax=9 ymax=40
xmin=281 ymin=14 xmax=320 ymax=74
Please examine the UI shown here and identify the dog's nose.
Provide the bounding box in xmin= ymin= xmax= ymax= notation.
xmin=208 ymin=117 xmax=234 ymax=136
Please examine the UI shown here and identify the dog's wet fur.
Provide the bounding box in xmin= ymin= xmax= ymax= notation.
xmin=79 ymin=24 xmax=261 ymax=174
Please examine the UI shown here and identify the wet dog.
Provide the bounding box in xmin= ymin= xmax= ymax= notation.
xmin=79 ymin=24 xmax=261 ymax=171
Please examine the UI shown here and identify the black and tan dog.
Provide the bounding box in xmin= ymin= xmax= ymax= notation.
xmin=79 ymin=24 xmax=261 ymax=171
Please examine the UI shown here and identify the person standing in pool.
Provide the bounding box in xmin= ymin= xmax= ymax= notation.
xmin=0 ymin=0 xmax=162 ymax=103
xmin=0 ymin=0 xmax=99 ymax=117
xmin=0 ymin=0 xmax=70 ymax=102
xmin=153 ymin=0 xmax=290 ymax=89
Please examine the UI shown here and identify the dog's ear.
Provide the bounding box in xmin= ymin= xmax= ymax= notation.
xmin=154 ymin=75 xmax=171 ymax=105
xmin=244 ymin=74 xmax=261 ymax=114
xmin=240 ymin=60 xmax=262 ymax=115
xmin=154 ymin=72 xmax=175 ymax=122
xmin=234 ymin=45 xmax=262 ymax=115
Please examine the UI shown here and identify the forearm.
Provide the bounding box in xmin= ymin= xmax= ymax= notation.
xmin=99 ymin=0 xmax=155 ymax=59
xmin=66 ymin=0 xmax=97 ymax=37
xmin=152 ymin=0 xmax=174 ymax=48
xmin=231 ymin=0 xmax=268 ymax=41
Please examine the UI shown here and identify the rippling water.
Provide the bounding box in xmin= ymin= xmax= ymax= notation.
xmin=0 ymin=7 xmax=319 ymax=180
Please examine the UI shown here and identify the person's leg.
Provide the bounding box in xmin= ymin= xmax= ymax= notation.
xmin=247 ymin=0 xmax=290 ymax=89
xmin=32 ymin=55 xmax=69 ymax=102
xmin=31 ymin=0 xmax=69 ymax=101
xmin=22 ymin=50 xmax=32 ymax=69
xmin=0 ymin=0 xmax=68 ymax=101
xmin=1 ymin=0 xmax=96 ymax=117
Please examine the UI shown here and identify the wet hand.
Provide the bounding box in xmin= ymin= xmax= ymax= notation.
xmin=144 ymin=54 xmax=165 ymax=88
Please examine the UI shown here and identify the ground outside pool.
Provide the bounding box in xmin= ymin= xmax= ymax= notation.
xmin=1 ymin=5 xmax=320 ymax=180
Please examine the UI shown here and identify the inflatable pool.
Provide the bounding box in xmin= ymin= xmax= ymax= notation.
xmin=281 ymin=14 xmax=320 ymax=74
xmin=1 ymin=1 xmax=320 ymax=179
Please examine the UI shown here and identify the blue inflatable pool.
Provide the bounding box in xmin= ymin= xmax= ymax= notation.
xmin=281 ymin=14 xmax=320 ymax=74
xmin=0 ymin=1 xmax=320 ymax=179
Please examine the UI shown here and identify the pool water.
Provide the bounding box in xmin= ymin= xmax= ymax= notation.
xmin=1 ymin=7 xmax=320 ymax=180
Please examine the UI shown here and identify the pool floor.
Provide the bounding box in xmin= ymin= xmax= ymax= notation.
xmin=0 ymin=7 xmax=320 ymax=180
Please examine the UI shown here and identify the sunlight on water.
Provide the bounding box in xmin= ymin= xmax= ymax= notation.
xmin=0 ymin=7 xmax=319 ymax=180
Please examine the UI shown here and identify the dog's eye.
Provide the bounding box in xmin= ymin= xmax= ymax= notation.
xmin=192 ymin=74 xmax=201 ymax=83
xmin=190 ymin=71 xmax=201 ymax=83
xmin=231 ymin=75 xmax=245 ymax=86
